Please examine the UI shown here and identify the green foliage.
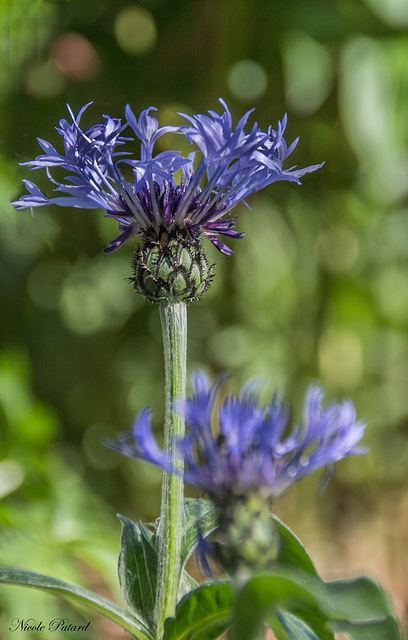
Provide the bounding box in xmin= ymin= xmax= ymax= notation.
xmin=0 ymin=566 xmax=153 ymax=640
xmin=0 ymin=346 xmax=122 ymax=637
xmin=0 ymin=0 xmax=55 ymax=93
xmin=118 ymin=516 xmax=157 ymax=625
xmin=163 ymin=582 xmax=232 ymax=640
xmin=234 ymin=573 xmax=330 ymax=640
xmin=233 ymin=571 xmax=401 ymax=640
xmin=3 ymin=0 xmax=408 ymax=520
xmin=1 ymin=0 xmax=408 ymax=634
xmin=271 ymin=513 xmax=318 ymax=577
xmin=179 ymin=498 xmax=219 ymax=569
xmin=0 ymin=508 xmax=403 ymax=640
xmin=273 ymin=612 xmax=323 ymax=640
xmin=332 ymin=618 xmax=402 ymax=639
xmin=165 ymin=513 xmax=402 ymax=640
xmin=117 ymin=500 xmax=219 ymax=624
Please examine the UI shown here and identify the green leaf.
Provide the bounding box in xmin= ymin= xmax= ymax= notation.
xmin=117 ymin=515 xmax=158 ymax=625
xmin=289 ymin=604 xmax=334 ymax=640
xmin=0 ymin=565 xmax=153 ymax=640
xmin=180 ymin=498 xmax=219 ymax=568
xmin=273 ymin=610 xmax=321 ymax=640
xmin=322 ymin=578 xmax=402 ymax=640
xmin=323 ymin=577 xmax=395 ymax=622
xmin=164 ymin=581 xmax=232 ymax=640
xmin=233 ymin=569 xmax=402 ymax=640
xmin=332 ymin=617 xmax=402 ymax=640
xmin=271 ymin=514 xmax=318 ymax=577
xmin=178 ymin=569 xmax=198 ymax=599
xmin=176 ymin=498 xmax=219 ymax=599
xmin=233 ymin=573 xmax=332 ymax=640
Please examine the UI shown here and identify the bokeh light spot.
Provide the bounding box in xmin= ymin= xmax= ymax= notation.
xmin=0 ymin=460 xmax=24 ymax=499
xmin=283 ymin=33 xmax=332 ymax=115
xmin=156 ymin=103 xmax=192 ymax=155
xmin=227 ymin=59 xmax=268 ymax=101
xmin=114 ymin=6 xmax=157 ymax=56
xmin=52 ymin=32 xmax=102 ymax=82
xmin=318 ymin=329 xmax=363 ymax=390
xmin=59 ymin=256 xmax=138 ymax=335
xmin=339 ymin=37 xmax=408 ymax=204
xmin=373 ymin=266 xmax=408 ymax=325
xmin=25 ymin=60 xmax=66 ymax=97
xmin=82 ymin=425 xmax=121 ymax=471
xmin=363 ymin=0 xmax=408 ymax=28
xmin=209 ymin=325 xmax=252 ymax=368
xmin=315 ymin=226 xmax=359 ymax=273
xmin=27 ymin=260 xmax=67 ymax=311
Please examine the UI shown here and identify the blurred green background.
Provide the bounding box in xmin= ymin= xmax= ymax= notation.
xmin=1 ymin=0 xmax=408 ymax=636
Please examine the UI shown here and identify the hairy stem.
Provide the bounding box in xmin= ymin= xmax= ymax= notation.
xmin=155 ymin=301 xmax=187 ymax=638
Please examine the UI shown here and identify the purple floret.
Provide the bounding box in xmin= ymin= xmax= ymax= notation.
xmin=106 ymin=372 xmax=367 ymax=502
xmin=13 ymin=100 xmax=323 ymax=256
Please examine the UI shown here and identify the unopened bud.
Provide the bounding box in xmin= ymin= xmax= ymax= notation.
xmin=130 ymin=227 xmax=214 ymax=303
xmin=215 ymin=492 xmax=280 ymax=573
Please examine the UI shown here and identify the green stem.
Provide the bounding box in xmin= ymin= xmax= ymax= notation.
xmin=155 ymin=301 xmax=187 ymax=639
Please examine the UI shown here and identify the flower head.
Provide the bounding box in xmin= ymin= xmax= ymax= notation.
xmin=107 ymin=373 xmax=366 ymax=572
xmin=107 ymin=372 xmax=367 ymax=503
xmin=13 ymin=100 xmax=322 ymax=257
xmin=13 ymin=100 xmax=323 ymax=301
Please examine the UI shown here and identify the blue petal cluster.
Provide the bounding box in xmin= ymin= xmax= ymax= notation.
xmin=13 ymin=100 xmax=323 ymax=255
xmin=108 ymin=373 xmax=367 ymax=500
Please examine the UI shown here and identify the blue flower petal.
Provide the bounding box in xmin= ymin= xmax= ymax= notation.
xmin=107 ymin=374 xmax=368 ymax=503
xmin=13 ymin=100 xmax=323 ymax=255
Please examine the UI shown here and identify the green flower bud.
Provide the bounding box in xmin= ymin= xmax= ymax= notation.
xmin=130 ymin=227 xmax=214 ymax=303
xmin=215 ymin=492 xmax=280 ymax=573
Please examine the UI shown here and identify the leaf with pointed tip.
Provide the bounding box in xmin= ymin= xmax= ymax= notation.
xmin=269 ymin=518 xmax=402 ymax=639
xmin=164 ymin=581 xmax=232 ymax=640
xmin=117 ymin=515 xmax=157 ymax=625
xmin=178 ymin=570 xmax=198 ymax=600
xmin=272 ymin=611 xmax=321 ymax=640
xmin=0 ymin=565 xmax=153 ymax=640
xmin=233 ymin=569 xmax=402 ymax=640
xmin=271 ymin=514 xmax=318 ymax=577
xmin=180 ymin=498 xmax=219 ymax=568
xmin=233 ymin=573 xmax=332 ymax=640
xmin=323 ymin=578 xmax=402 ymax=640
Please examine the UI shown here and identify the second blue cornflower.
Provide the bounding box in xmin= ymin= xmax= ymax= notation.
xmin=107 ymin=373 xmax=367 ymax=571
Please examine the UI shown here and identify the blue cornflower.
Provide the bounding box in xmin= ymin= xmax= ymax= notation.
xmin=108 ymin=373 xmax=367 ymax=571
xmin=13 ymin=100 xmax=323 ymax=301
xmin=13 ymin=99 xmax=322 ymax=257
xmin=108 ymin=372 xmax=367 ymax=502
